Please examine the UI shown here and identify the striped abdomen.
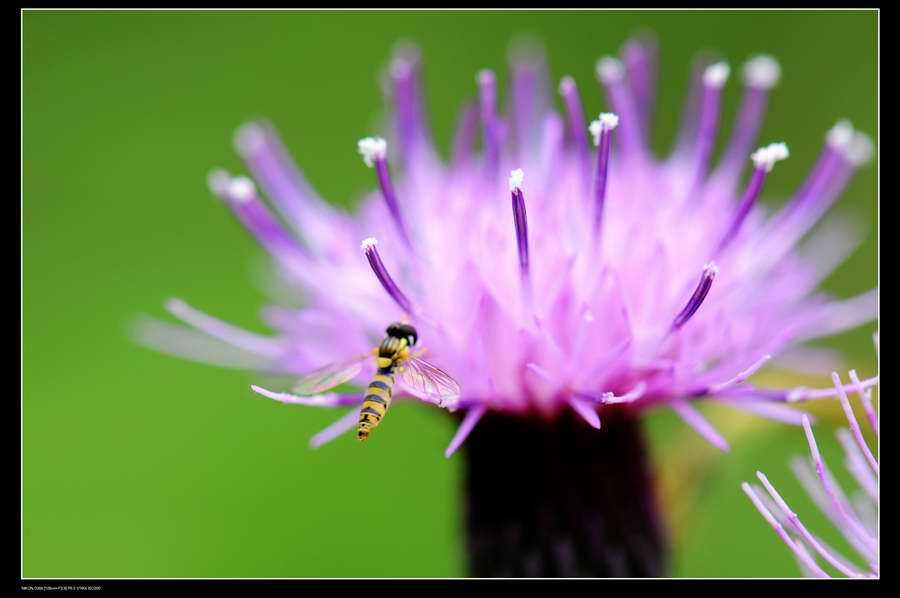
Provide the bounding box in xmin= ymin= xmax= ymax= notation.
xmin=358 ymin=368 xmax=395 ymax=441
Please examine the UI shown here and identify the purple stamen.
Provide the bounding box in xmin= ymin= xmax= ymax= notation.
xmin=741 ymin=482 xmax=830 ymax=578
xmin=691 ymin=62 xmax=729 ymax=185
xmin=716 ymin=56 xmax=780 ymax=183
xmin=451 ymin=100 xmax=479 ymax=167
xmin=672 ymin=262 xmax=718 ymax=330
xmin=721 ymin=374 xmax=880 ymax=403
xmin=389 ymin=44 xmax=425 ymax=160
xmin=478 ymin=69 xmax=500 ymax=173
xmin=234 ymin=121 xmax=316 ymax=236
xmin=671 ymin=55 xmax=715 ymax=158
xmin=511 ymin=62 xmax=536 ymax=150
xmin=848 ymin=369 xmax=878 ymax=437
xmin=722 ymin=164 xmax=766 ymax=249
xmin=589 ymin=113 xmax=619 ymax=236
xmin=509 ymin=169 xmax=529 ymax=280
xmin=208 ymin=171 xmax=306 ymax=263
xmin=755 ymin=470 xmax=867 ymax=578
xmin=508 ymin=39 xmax=547 ymax=151
xmin=831 ymin=372 xmax=879 ymax=475
xmin=358 ymin=137 xmax=412 ymax=248
xmin=559 ymin=76 xmax=590 ymax=176
xmin=716 ymin=145 xmax=785 ymax=254
xmin=708 ymin=354 xmax=772 ymax=395
xmin=360 ymin=237 xmax=415 ymax=315
xmin=621 ymin=35 xmax=658 ymax=130
xmin=596 ymin=57 xmax=644 ymax=159
xmin=801 ymin=415 xmax=878 ymax=551
xmin=768 ymin=122 xmax=856 ymax=238
xmin=748 ymin=125 xmax=868 ymax=279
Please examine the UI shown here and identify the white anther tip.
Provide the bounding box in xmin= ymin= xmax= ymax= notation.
xmin=207 ymin=169 xmax=231 ymax=196
xmin=788 ymin=389 xmax=808 ymax=403
xmin=389 ymin=43 xmax=419 ymax=78
xmin=360 ymin=237 xmax=379 ymax=251
xmin=588 ymin=113 xmax=619 ymax=146
xmin=228 ymin=176 xmax=256 ymax=203
xmin=165 ymin=297 xmax=187 ymax=312
xmin=826 ymin=119 xmax=854 ymax=149
xmin=234 ymin=122 xmax=267 ymax=157
xmin=509 ymin=168 xmax=524 ymax=192
xmin=703 ymin=62 xmax=731 ymax=88
xmin=844 ymin=132 xmax=874 ymax=166
xmin=357 ymin=136 xmax=387 ymax=168
xmin=751 ymin=142 xmax=790 ymax=172
xmin=558 ymin=75 xmax=575 ymax=95
xmin=596 ymin=56 xmax=625 ymax=82
xmin=477 ymin=69 xmax=495 ymax=85
xmin=703 ymin=261 xmax=720 ymax=277
xmin=742 ymin=55 xmax=781 ymax=89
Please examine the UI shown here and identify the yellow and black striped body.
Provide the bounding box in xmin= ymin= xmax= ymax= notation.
xmin=358 ymin=335 xmax=410 ymax=441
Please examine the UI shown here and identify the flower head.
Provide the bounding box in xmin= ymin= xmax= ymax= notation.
xmin=138 ymin=38 xmax=876 ymax=457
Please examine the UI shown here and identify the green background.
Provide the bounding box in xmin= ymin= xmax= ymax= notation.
xmin=23 ymin=10 xmax=878 ymax=578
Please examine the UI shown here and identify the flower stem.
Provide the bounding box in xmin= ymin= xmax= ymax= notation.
xmin=461 ymin=408 xmax=666 ymax=577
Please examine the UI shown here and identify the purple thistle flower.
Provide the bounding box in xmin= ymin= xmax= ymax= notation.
xmin=137 ymin=37 xmax=877 ymax=577
xmin=742 ymin=333 xmax=879 ymax=578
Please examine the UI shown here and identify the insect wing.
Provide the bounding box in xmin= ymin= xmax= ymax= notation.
xmin=399 ymin=356 xmax=461 ymax=403
xmin=292 ymin=353 xmax=370 ymax=395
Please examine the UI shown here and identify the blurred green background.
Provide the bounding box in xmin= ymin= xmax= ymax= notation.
xmin=23 ymin=10 xmax=877 ymax=578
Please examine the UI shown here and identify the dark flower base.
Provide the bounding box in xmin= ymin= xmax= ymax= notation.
xmin=462 ymin=408 xmax=666 ymax=577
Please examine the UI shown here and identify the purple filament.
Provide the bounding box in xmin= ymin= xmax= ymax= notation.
xmin=479 ymin=70 xmax=500 ymax=173
xmin=373 ymin=156 xmax=412 ymax=248
xmin=559 ymin=76 xmax=591 ymax=176
xmin=362 ymin=241 xmax=415 ymax=314
xmin=672 ymin=264 xmax=718 ymax=329
xmin=716 ymin=166 xmax=767 ymax=254
xmin=511 ymin=186 xmax=530 ymax=278
xmin=593 ymin=127 xmax=614 ymax=236
xmin=691 ymin=82 xmax=724 ymax=186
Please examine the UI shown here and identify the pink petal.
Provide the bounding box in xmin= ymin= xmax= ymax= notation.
xmin=671 ymin=399 xmax=730 ymax=451
xmin=444 ymin=405 xmax=487 ymax=458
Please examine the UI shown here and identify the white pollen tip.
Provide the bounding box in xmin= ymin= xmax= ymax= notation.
xmin=360 ymin=237 xmax=378 ymax=251
xmin=207 ymin=169 xmax=231 ymax=196
xmin=596 ymin=56 xmax=625 ymax=83
xmin=599 ymin=112 xmax=619 ymax=130
xmin=826 ymin=119 xmax=854 ymax=148
xmin=234 ymin=122 xmax=266 ymax=157
xmin=389 ymin=55 xmax=415 ymax=79
xmin=357 ymin=136 xmax=387 ymax=168
xmin=477 ymin=69 xmax=495 ymax=86
xmin=228 ymin=176 xmax=256 ymax=203
xmin=558 ymin=75 xmax=575 ymax=95
xmin=588 ymin=113 xmax=619 ymax=146
xmin=844 ymin=132 xmax=874 ymax=166
xmin=509 ymin=168 xmax=524 ymax=192
xmin=742 ymin=55 xmax=781 ymax=89
xmin=703 ymin=261 xmax=720 ymax=277
xmin=589 ymin=121 xmax=601 ymax=146
xmin=751 ymin=142 xmax=790 ymax=172
xmin=703 ymin=62 xmax=731 ymax=88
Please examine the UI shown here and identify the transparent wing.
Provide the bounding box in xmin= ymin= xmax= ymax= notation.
xmin=292 ymin=353 xmax=370 ymax=395
xmin=397 ymin=353 xmax=461 ymax=403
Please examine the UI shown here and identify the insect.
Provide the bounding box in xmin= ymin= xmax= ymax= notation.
xmin=292 ymin=322 xmax=461 ymax=441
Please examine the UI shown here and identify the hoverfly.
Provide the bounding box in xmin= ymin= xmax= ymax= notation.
xmin=292 ymin=322 xmax=460 ymax=441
